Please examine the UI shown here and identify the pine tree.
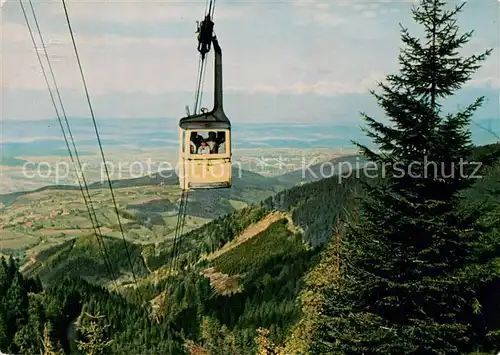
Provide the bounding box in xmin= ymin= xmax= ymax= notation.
xmin=0 ymin=312 xmax=7 ymax=351
xmin=280 ymin=214 xmax=349 ymax=354
xmin=6 ymin=257 xmax=17 ymax=284
xmin=13 ymin=294 xmax=46 ymax=354
xmin=0 ymin=257 xmax=9 ymax=297
xmin=200 ymin=317 xmax=243 ymax=355
xmin=4 ymin=272 xmax=28 ymax=351
xmin=40 ymin=322 xmax=63 ymax=355
xmin=255 ymin=328 xmax=277 ymax=355
xmin=311 ymin=0 xmax=498 ymax=354
xmin=76 ymin=312 xmax=112 ymax=355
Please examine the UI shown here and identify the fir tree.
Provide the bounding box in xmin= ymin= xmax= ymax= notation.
xmin=200 ymin=317 xmax=243 ymax=355
xmin=13 ymin=294 xmax=46 ymax=354
xmin=76 ymin=312 xmax=112 ymax=355
xmin=311 ymin=0 xmax=498 ymax=354
xmin=0 ymin=312 xmax=7 ymax=351
xmin=0 ymin=257 xmax=9 ymax=297
xmin=40 ymin=322 xmax=63 ymax=355
xmin=255 ymin=328 xmax=278 ymax=355
xmin=4 ymin=272 xmax=28 ymax=352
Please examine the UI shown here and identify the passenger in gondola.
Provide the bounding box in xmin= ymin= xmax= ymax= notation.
xmin=215 ymin=131 xmax=225 ymax=153
xmin=217 ymin=131 xmax=225 ymax=144
xmin=190 ymin=132 xmax=199 ymax=153
xmin=197 ymin=140 xmax=211 ymax=154
xmin=206 ymin=131 xmax=217 ymax=153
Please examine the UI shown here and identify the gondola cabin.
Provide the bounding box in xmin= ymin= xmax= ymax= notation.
xmin=178 ymin=36 xmax=232 ymax=190
xmin=178 ymin=120 xmax=231 ymax=190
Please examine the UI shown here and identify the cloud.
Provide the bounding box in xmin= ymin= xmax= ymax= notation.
xmin=2 ymin=21 xmax=190 ymax=46
xmin=1 ymin=0 xmax=498 ymax=122
xmin=293 ymin=0 xmax=404 ymax=24
xmin=291 ymin=0 xmax=348 ymax=26
xmin=2 ymin=1 xmax=399 ymax=97
xmin=0 ymin=136 xmax=65 ymax=143
xmin=361 ymin=10 xmax=378 ymax=18
xmin=45 ymin=0 xmax=250 ymax=24
xmin=227 ymin=71 xmax=386 ymax=96
xmin=2 ymin=20 xmax=194 ymax=95
xmin=461 ymin=34 xmax=500 ymax=89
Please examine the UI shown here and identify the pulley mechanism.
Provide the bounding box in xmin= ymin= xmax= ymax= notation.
xmin=192 ymin=0 xmax=216 ymax=115
xmin=197 ymin=14 xmax=215 ymax=60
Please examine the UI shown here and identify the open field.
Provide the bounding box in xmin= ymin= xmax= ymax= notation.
xmin=0 ymin=144 xmax=357 ymax=264
xmin=0 ymin=147 xmax=350 ymax=194
xmin=0 ymin=183 xmax=186 ymax=261
xmin=0 ymin=168 xmax=290 ymax=263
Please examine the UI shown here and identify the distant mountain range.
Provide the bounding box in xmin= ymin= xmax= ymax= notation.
xmin=1 ymin=116 xmax=498 ymax=164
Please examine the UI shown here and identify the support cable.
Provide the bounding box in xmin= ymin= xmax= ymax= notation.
xmin=20 ymin=0 xmax=120 ymax=294
xmin=60 ymin=0 xmax=144 ymax=304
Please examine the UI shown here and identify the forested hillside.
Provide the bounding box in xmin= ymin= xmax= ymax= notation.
xmin=1 ymin=158 xmax=363 ymax=354
xmin=1 ymin=140 xmax=498 ymax=354
xmin=0 ymin=166 xmax=294 ymax=267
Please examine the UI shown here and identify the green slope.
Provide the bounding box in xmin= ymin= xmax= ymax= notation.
xmin=0 ymin=167 xmax=292 ymax=263
xmin=8 ymin=143 xmax=498 ymax=354
xmin=22 ymin=233 xmax=148 ymax=286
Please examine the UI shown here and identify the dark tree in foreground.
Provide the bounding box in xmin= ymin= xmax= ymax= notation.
xmin=311 ymin=0 xmax=499 ymax=354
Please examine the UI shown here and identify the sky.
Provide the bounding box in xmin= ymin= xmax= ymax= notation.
xmin=1 ymin=0 xmax=499 ymax=123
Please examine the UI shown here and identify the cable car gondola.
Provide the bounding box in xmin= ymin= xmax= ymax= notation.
xmin=178 ymin=18 xmax=231 ymax=190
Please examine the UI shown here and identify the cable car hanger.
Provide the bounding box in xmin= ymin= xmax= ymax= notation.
xmin=197 ymin=14 xmax=215 ymax=61
xmin=197 ymin=0 xmax=215 ymax=60
xmin=177 ymin=0 xmax=232 ymax=191
xmin=179 ymin=4 xmax=230 ymax=130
